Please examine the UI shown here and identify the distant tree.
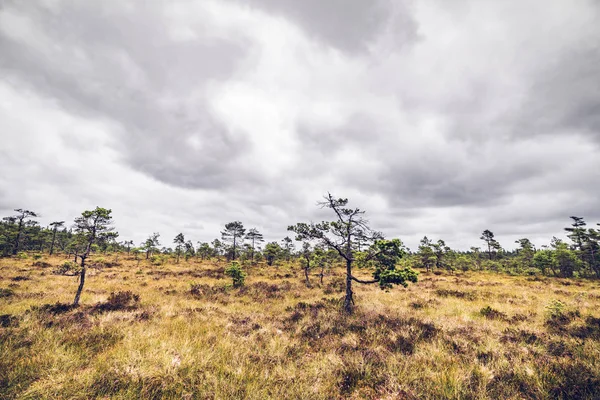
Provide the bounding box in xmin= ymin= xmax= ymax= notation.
xmin=565 ymin=216 xmax=587 ymax=252
xmin=480 ymin=230 xmax=501 ymax=260
xmin=184 ymin=240 xmax=195 ymax=260
xmin=124 ymin=240 xmax=134 ymax=255
xmin=418 ymin=236 xmax=436 ymax=272
xmin=173 ymin=233 xmax=185 ymax=263
xmin=552 ymin=240 xmax=581 ymax=278
xmin=316 ymin=246 xmax=337 ymax=285
xmin=263 ymin=242 xmax=282 ymax=266
xmin=515 ymin=238 xmax=535 ymax=266
xmin=197 ymin=242 xmax=212 ymax=260
xmin=143 ymin=233 xmax=160 ymax=259
xmin=299 ymin=242 xmax=313 ymax=287
xmin=72 ymin=207 xmax=115 ymax=306
xmin=432 ymin=239 xmax=451 ymax=270
xmin=469 ymin=247 xmax=482 ymax=269
xmin=281 ymin=236 xmax=294 ymax=262
xmin=9 ymin=209 xmax=38 ymax=255
xmin=211 ymin=239 xmax=223 ymax=261
xmin=533 ymin=250 xmax=554 ymax=276
xmin=583 ymin=227 xmax=600 ymax=277
xmin=289 ymin=194 xmax=417 ymax=313
xmin=49 ymin=221 xmax=65 ymax=255
xmin=564 ymin=216 xmax=600 ymax=277
xmin=221 ymin=221 xmax=245 ymax=260
xmin=245 ymin=228 xmax=264 ymax=263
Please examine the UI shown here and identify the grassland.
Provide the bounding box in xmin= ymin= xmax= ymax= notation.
xmin=1 ymin=255 xmax=600 ymax=399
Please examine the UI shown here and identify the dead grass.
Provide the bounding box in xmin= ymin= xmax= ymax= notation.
xmin=1 ymin=255 xmax=600 ymax=399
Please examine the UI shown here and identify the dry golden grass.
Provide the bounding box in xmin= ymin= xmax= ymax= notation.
xmin=1 ymin=254 xmax=600 ymax=399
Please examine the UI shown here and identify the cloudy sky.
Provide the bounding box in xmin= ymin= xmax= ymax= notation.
xmin=1 ymin=0 xmax=599 ymax=251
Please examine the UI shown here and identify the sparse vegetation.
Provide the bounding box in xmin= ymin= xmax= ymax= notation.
xmin=1 ymin=253 xmax=600 ymax=399
xmin=2 ymin=201 xmax=600 ymax=398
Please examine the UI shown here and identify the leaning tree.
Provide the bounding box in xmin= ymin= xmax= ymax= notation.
xmin=289 ymin=194 xmax=417 ymax=313
xmin=72 ymin=207 xmax=116 ymax=306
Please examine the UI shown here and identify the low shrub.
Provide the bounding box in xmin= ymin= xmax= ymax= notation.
xmin=92 ymin=291 xmax=140 ymax=312
xmin=480 ymin=306 xmax=507 ymax=320
xmin=545 ymin=299 xmax=580 ymax=327
xmin=224 ymin=262 xmax=246 ymax=288
xmin=53 ymin=261 xmax=81 ymax=276
xmin=435 ymin=289 xmax=477 ymax=300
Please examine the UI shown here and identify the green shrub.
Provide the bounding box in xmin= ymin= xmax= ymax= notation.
xmin=16 ymin=252 xmax=28 ymax=259
xmin=53 ymin=261 xmax=81 ymax=276
xmin=0 ymin=288 xmax=15 ymax=298
xmin=225 ymin=262 xmax=246 ymax=288
xmin=150 ymin=254 xmax=167 ymax=266
xmin=480 ymin=305 xmax=507 ymax=320
xmin=545 ymin=299 xmax=580 ymax=327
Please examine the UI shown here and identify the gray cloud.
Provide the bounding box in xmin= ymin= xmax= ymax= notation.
xmin=0 ymin=0 xmax=599 ymax=250
xmin=0 ymin=1 xmax=255 ymax=189
xmin=224 ymin=0 xmax=419 ymax=54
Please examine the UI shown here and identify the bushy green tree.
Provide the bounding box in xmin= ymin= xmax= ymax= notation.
xmin=197 ymin=242 xmax=212 ymax=260
xmin=263 ymin=242 xmax=282 ymax=266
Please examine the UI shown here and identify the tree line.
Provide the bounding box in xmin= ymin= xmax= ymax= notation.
xmin=2 ymin=199 xmax=599 ymax=312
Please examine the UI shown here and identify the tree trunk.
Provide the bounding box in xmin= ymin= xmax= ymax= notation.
xmin=73 ymin=257 xmax=86 ymax=306
xmin=320 ymin=266 xmax=325 ymax=285
xmin=12 ymin=220 xmax=23 ymax=255
xmin=233 ymin=237 xmax=237 ymax=260
xmin=343 ymin=258 xmax=354 ymax=314
xmin=50 ymin=229 xmax=57 ymax=255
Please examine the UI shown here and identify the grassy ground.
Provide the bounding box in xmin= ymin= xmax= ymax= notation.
xmin=1 ymin=255 xmax=600 ymax=399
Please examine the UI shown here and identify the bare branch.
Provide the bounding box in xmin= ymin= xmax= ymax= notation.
xmin=351 ymin=275 xmax=378 ymax=284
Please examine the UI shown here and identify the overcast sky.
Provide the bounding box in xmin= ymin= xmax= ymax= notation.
xmin=1 ymin=0 xmax=599 ymax=251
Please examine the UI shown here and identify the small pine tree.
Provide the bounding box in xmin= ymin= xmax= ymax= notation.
xmin=224 ymin=262 xmax=246 ymax=288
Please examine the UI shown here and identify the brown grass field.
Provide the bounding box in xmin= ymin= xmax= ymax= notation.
xmin=1 ymin=255 xmax=600 ymax=399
